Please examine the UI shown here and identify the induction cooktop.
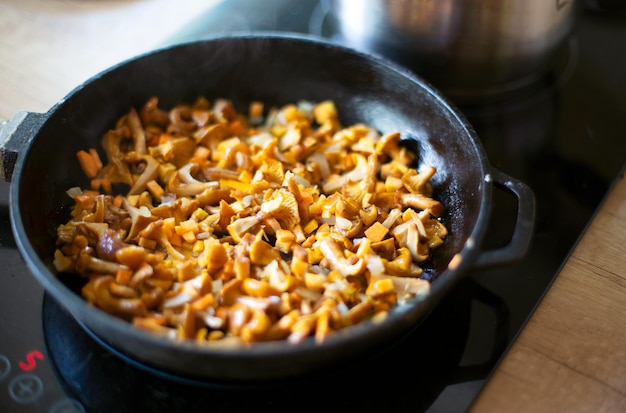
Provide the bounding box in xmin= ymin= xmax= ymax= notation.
xmin=1 ymin=1 xmax=625 ymax=412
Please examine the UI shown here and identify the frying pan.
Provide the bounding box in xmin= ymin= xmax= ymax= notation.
xmin=0 ymin=33 xmax=535 ymax=382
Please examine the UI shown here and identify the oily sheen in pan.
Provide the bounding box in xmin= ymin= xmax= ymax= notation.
xmin=53 ymin=95 xmax=448 ymax=346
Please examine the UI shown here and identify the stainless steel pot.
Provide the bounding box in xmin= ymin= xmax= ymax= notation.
xmin=328 ymin=0 xmax=577 ymax=99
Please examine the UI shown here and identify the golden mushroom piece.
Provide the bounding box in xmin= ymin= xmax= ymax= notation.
xmin=53 ymin=96 xmax=448 ymax=345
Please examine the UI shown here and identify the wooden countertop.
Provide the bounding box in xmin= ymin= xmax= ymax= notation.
xmin=1 ymin=1 xmax=625 ymax=411
xmin=471 ymin=173 xmax=626 ymax=412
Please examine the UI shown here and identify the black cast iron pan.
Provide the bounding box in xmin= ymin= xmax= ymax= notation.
xmin=0 ymin=33 xmax=535 ymax=383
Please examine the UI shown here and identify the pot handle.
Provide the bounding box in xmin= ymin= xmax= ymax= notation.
xmin=0 ymin=111 xmax=46 ymax=182
xmin=473 ymin=168 xmax=536 ymax=270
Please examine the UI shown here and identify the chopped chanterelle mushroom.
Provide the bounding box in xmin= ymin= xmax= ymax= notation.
xmin=54 ymin=96 xmax=448 ymax=345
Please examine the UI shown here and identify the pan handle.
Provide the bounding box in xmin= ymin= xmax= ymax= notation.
xmin=473 ymin=168 xmax=536 ymax=270
xmin=0 ymin=111 xmax=46 ymax=182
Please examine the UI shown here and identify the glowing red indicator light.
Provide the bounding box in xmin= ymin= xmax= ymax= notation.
xmin=18 ymin=350 xmax=44 ymax=371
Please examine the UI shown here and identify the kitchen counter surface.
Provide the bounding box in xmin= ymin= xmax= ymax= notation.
xmin=1 ymin=1 xmax=625 ymax=412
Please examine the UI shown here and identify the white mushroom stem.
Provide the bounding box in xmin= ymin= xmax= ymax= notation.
xmin=322 ymin=153 xmax=368 ymax=194
xmin=171 ymin=163 xmax=219 ymax=196
xmin=319 ymin=238 xmax=366 ymax=277
xmin=370 ymin=274 xmax=430 ymax=296
xmin=123 ymin=198 xmax=158 ymax=242
xmin=400 ymin=193 xmax=443 ymax=217
xmin=128 ymin=155 xmax=160 ymax=195
xmin=82 ymin=255 xmax=129 ymax=274
xmin=127 ymin=107 xmax=147 ymax=156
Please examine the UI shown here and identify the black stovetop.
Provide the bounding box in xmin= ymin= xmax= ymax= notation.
xmin=1 ymin=1 xmax=624 ymax=412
